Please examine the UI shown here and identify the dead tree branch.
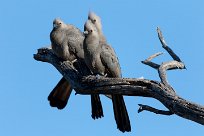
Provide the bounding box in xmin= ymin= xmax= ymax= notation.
xmin=34 ymin=28 xmax=204 ymax=126
xmin=138 ymin=104 xmax=173 ymax=115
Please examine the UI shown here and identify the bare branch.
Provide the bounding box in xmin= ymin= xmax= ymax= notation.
xmin=146 ymin=52 xmax=163 ymax=62
xmin=141 ymin=52 xmax=163 ymax=69
xmin=34 ymin=48 xmax=204 ymax=125
xmin=157 ymin=27 xmax=182 ymax=62
xmin=156 ymin=27 xmax=186 ymax=87
xmin=142 ymin=28 xmax=186 ymax=89
xmin=138 ymin=104 xmax=173 ymax=115
xmin=158 ymin=60 xmax=185 ymax=87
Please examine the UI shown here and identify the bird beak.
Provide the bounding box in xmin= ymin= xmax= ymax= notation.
xmin=83 ymin=30 xmax=89 ymax=35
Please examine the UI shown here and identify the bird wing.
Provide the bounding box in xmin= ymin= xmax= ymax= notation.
xmin=100 ymin=44 xmax=121 ymax=77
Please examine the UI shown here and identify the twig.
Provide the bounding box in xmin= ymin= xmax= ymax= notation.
xmin=157 ymin=27 xmax=182 ymax=62
xmin=138 ymin=104 xmax=173 ymax=115
xmin=141 ymin=52 xmax=163 ymax=69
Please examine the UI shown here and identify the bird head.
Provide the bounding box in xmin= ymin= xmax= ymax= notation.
xmin=88 ymin=11 xmax=102 ymax=32
xmin=83 ymin=20 xmax=97 ymax=36
xmin=53 ymin=18 xmax=65 ymax=29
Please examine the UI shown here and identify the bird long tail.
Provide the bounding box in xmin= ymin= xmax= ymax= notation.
xmin=112 ymin=94 xmax=131 ymax=132
xmin=48 ymin=77 xmax=72 ymax=109
xmin=91 ymin=94 xmax=104 ymax=119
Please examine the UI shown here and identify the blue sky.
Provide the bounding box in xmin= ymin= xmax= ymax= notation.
xmin=0 ymin=0 xmax=204 ymax=136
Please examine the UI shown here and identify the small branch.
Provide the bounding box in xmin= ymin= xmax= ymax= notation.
xmin=141 ymin=52 xmax=163 ymax=69
xmin=146 ymin=52 xmax=163 ymax=62
xmin=141 ymin=61 xmax=160 ymax=69
xmin=157 ymin=27 xmax=182 ymax=62
xmin=158 ymin=61 xmax=185 ymax=87
xmin=138 ymin=104 xmax=174 ymax=115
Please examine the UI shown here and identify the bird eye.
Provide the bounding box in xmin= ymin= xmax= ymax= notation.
xmin=90 ymin=30 xmax=93 ymax=33
xmin=93 ymin=19 xmax=96 ymax=22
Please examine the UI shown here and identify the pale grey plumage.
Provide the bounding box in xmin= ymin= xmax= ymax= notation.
xmin=49 ymin=18 xmax=84 ymax=109
xmin=84 ymin=20 xmax=105 ymax=75
xmin=84 ymin=19 xmax=131 ymax=132
xmin=49 ymin=18 xmax=103 ymax=119
xmin=50 ymin=18 xmax=84 ymax=61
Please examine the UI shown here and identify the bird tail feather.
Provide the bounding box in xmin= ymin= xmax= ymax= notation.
xmin=48 ymin=77 xmax=72 ymax=109
xmin=91 ymin=94 xmax=104 ymax=119
xmin=112 ymin=94 xmax=131 ymax=132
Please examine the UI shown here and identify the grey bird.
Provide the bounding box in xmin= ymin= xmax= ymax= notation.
xmin=83 ymin=20 xmax=131 ymax=132
xmin=88 ymin=12 xmax=131 ymax=132
xmin=49 ymin=18 xmax=104 ymax=119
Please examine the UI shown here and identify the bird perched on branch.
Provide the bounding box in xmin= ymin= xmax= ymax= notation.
xmin=49 ymin=18 xmax=104 ymax=119
xmin=83 ymin=19 xmax=131 ymax=132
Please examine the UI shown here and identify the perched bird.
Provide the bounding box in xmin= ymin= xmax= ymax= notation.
xmin=88 ymin=12 xmax=131 ymax=132
xmin=49 ymin=18 xmax=104 ymax=119
xmin=84 ymin=20 xmax=131 ymax=132
xmin=50 ymin=18 xmax=84 ymax=61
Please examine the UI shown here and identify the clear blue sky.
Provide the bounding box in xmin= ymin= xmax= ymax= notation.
xmin=0 ymin=0 xmax=204 ymax=136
